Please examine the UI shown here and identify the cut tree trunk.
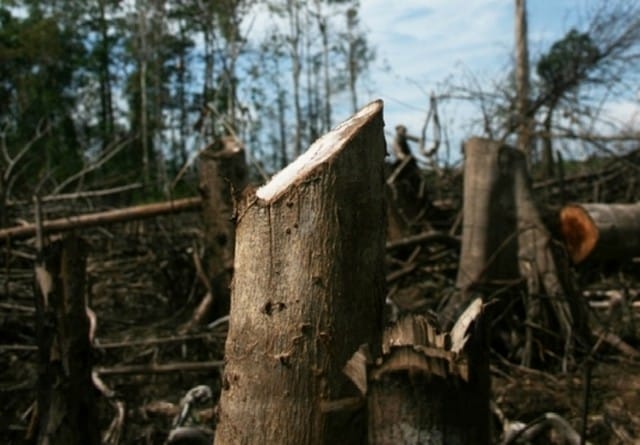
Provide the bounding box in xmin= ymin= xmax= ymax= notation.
xmin=456 ymin=138 xmax=519 ymax=289
xmin=346 ymin=299 xmax=489 ymax=445
xmin=442 ymin=138 xmax=519 ymax=325
xmin=443 ymin=137 xmax=588 ymax=366
xmin=215 ymin=100 xmax=386 ymax=445
xmin=560 ymin=203 xmax=640 ymax=264
xmin=33 ymin=235 xmax=100 ymax=445
xmin=194 ymin=136 xmax=247 ymax=322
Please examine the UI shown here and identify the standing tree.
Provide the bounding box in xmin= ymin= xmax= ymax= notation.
xmin=514 ymin=0 xmax=532 ymax=160
xmin=536 ymin=29 xmax=600 ymax=178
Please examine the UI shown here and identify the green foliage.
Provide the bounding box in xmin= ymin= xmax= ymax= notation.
xmin=536 ymin=29 xmax=601 ymax=98
xmin=0 ymin=7 xmax=84 ymax=195
xmin=0 ymin=0 xmax=376 ymax=201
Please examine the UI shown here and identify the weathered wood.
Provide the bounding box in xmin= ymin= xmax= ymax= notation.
xmin=560 ymin=203 xmax=640 ymax=264
xmin=0 ymin=197 xmax=201 ymax=241
xmin=195 ymin=136 xmax=247 ymax=322
xmin=442 ymin=138 xmax=518 ymax=325
xmin=363 ymin=300 xmax=490 ymax=445
xmin=33 ymin=235 xmax=100 ymax=445
xmin=215 ymin=100 xmax=386 ymax=445
xmin=513 ymin=150 xmax=589 ymax=366
xmin=455 ymin=138 xmax=519 ymax=290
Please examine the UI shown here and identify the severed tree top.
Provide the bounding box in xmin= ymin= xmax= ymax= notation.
xmin=256 ymin=100 xmax=383 ymax=202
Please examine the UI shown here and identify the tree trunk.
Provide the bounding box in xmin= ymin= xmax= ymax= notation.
xmin=196 ymin=137 xmax=247 ymax=322
xmin=513 ymin=149 xmax=588 ymax=367
xmin=347 ymin=8 xmax=359 ymax=114
xmin=541 ymin=105 xmax=555 ymax=179
xmin=288 ymin=0 xmax=303 ymax=158
xmin=138 ymin=1 xmax=150 ymax=185
xmin=98 ymin=0 xmax=114 ymax=151
xmin=318 ymin=12 xmax=332 ymax=132
xmin=515 ymin=0 xmax=532 ymax=160
xmin=560 ymin=203 xmax=640 ymax=264
xmin=441 ymin=138 xmax=519 ymax=324
xmin=362 ymin=301 xmax=489 ymax=445
xmin=33 ymin=236 xmax=99 ymax=445
xmin=215 ymin=100 xmax=386 ymax=445
xmin=456 ymin=138 xmax=519 ymax=289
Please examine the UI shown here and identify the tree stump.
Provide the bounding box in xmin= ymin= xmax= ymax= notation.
xmin=215 ymin=100 xmax=386 ymax=445
xmin=195 ymin=136 xmax=247 ymax=323
xmin=560 ymin=203 xmax=640 ymax=264
xmin=33 ymin=235 xmax=99 ymax=445
xmin=345 ymin=300 xmax=489 ymax=445
xmin=456 ymin=138 xmax=519 ymax=289
xmin=441 ymin=138 xmax=519 ymax=325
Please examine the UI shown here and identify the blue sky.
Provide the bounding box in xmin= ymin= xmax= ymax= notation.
xmin=349 ymin=0 xmax=640 ymax=161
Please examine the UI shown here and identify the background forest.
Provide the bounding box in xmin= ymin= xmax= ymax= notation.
xmin=0 ymin=0 xmax=374 ymax=206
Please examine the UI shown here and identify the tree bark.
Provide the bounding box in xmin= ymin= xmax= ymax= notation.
xmin=515 ymin=0 xmax=533 ymax=160
xmin=456 ymin=138 xmax=519 ymax=289
xmin=441 ymin=138 xmax=519 ymax=324
xmin=0 ymin=197 xmax=201 ymax=241
xmin=560 ymin=203 xmax=640 ymax=264
xmin=215 ymin=100 xmax=386 ymax=445
xmin=513 ymin=149 xmax=588 ymax=366
xmin=364 ymin=301 xmax=489 ymax=445
xmin=33 ymin=236 xmax=100 ymax=445
xmin=541 ymin=105 xmax=556 ymax=178
xmin=196 ymin=136 xmax=247 ymax=321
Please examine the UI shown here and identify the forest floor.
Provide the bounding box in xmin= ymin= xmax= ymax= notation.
xmin=2 ymin=153 xmax=640 ymax=444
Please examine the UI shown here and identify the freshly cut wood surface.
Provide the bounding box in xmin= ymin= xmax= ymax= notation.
xmin=560 ymin=203 xmax=640 ymax=263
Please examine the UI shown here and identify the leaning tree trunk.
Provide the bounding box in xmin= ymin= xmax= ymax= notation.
xmin=215 ymin=100 xmax=386 ymax=445
xmin=33 ymin=235 xmax=99 ymax=445
xmin=354 ymin=299 xmax=489 ymax=445
xmin=560 ymin=203 xmax=640 ymax=264
xmin=513 ymin=149 xmax=589 ymax=367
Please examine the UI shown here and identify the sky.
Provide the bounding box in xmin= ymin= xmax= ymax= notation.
xmin=345 ymin=0 xmax=640 ymax=162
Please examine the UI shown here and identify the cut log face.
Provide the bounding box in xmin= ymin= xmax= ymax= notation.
xmin=560 ymin=203 xmax=640 ymax=264
xmin=215 ymin=100 xmax=386 ymax=445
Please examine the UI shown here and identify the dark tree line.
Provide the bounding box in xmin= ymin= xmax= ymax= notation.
xmin=0 ymin=0 xmax=374 ymax=209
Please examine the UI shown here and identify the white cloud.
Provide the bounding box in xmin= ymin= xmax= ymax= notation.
xmin=356 ymin=0 xmax=640 ymax=156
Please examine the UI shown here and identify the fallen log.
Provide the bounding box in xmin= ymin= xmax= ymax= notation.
xmin=0 ymin=197 xmax=201 ymax=241
xmin=560 ymin=203 xmax=640 ymax=264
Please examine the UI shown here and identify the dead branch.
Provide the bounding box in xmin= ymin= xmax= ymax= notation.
xmin=0 ymin=197 xmax=201 ymax=241
xmin=95 ymin=361 xmax=224 ymax=376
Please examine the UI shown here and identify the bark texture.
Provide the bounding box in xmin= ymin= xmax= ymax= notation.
xmin=515 ymin=0 xmax=533 ymax=159
xmin=198 ymin=136 xmax=247 ymax=319
xmin=33 ymin=235 xmax=99 ymax=445
xmin=215 ymin=100 xmax=386 ymax=445
xmin=560 ymin=203 xmax=640 ymax=264
xmin=456 ymin=138 xmax=519 ymax=290
xmin=366 ymin=301 xmax=489 ymax=445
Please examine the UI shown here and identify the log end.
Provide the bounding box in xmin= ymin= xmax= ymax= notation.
xmin=560 ymin=205 xmax=599 ymax=264
xmin=256 ymin=100 xmax=383 ymax=203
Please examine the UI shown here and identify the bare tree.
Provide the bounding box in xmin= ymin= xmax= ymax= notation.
xmin=515 ymin=0 xmax=532 ymax=160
